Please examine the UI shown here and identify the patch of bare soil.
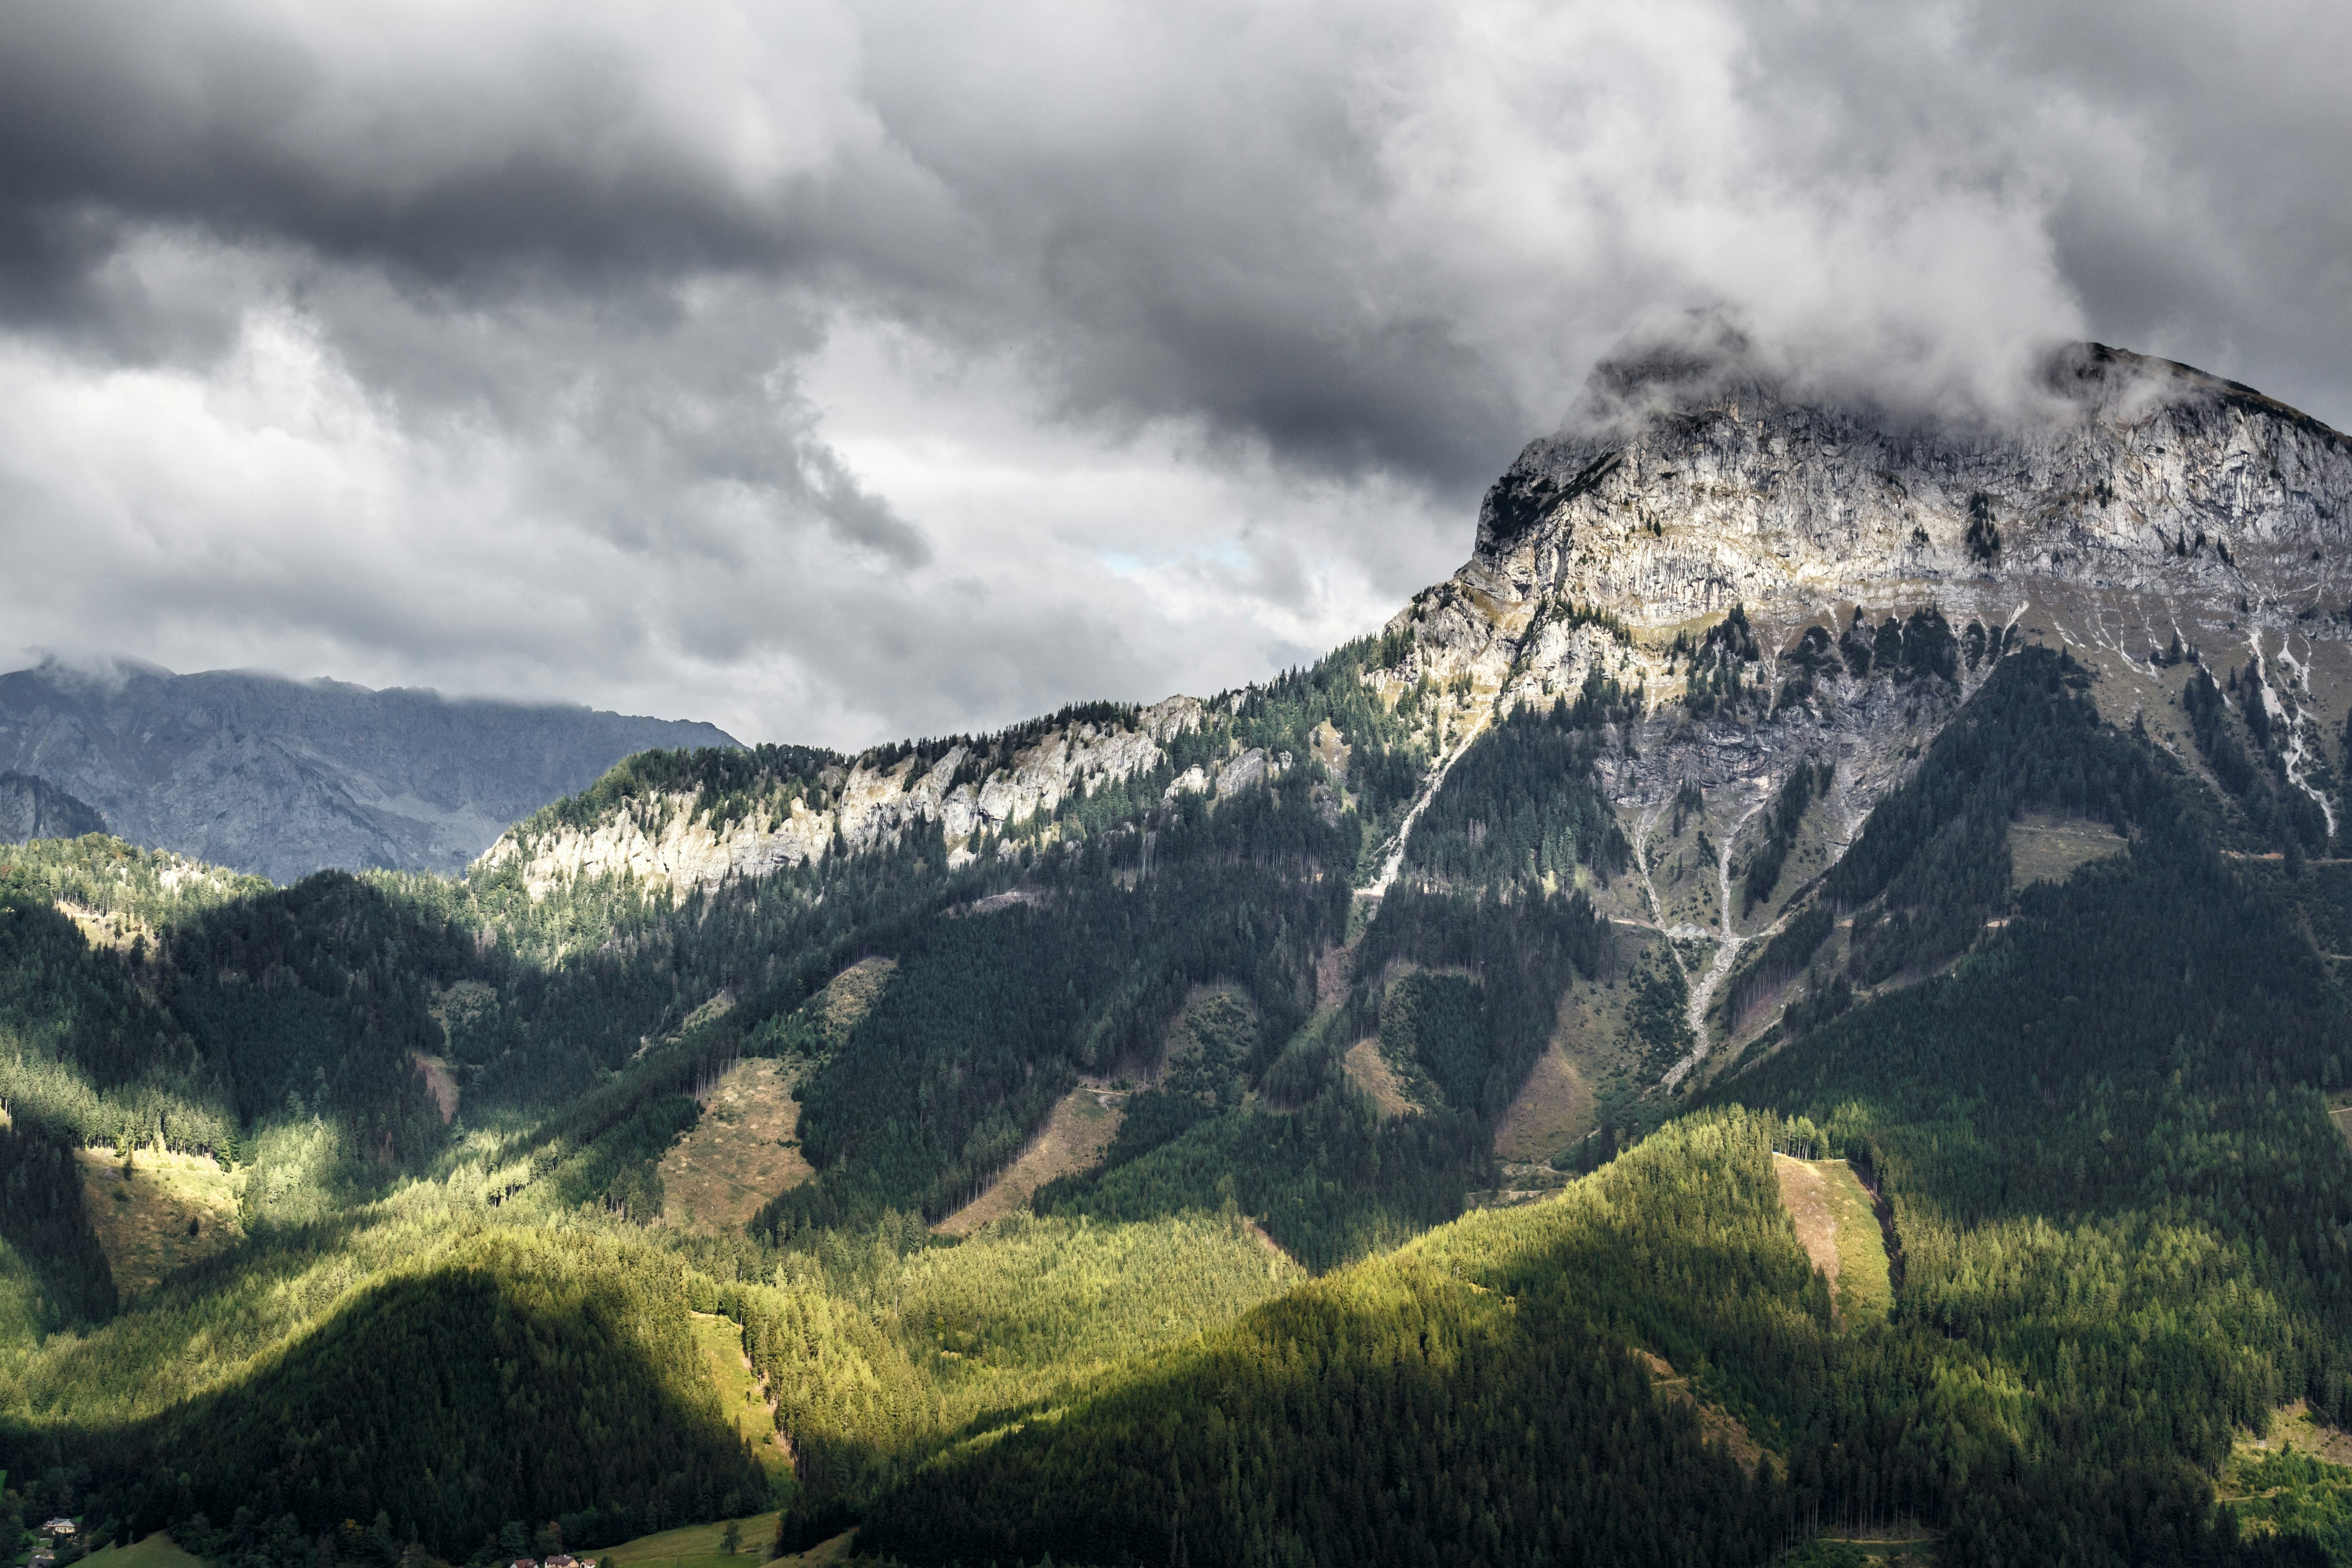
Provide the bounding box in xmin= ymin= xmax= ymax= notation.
xmin=1315 ymin=942 xmax=1353 ymax=1009
xmin=77 ymin=1147 xmax=242 ymax=1296
xmin=2243 ymin=1400 xmax=2352 ymax=1466
xmin=1344 ymin=1038 xmax=1420 ymax=1119
xmin=1245 ymin=1219 xmax=1299 ymax=1268
xmin=821 ymin=956 xmax=895 ymax=1034
xmin=1635 ymin=1349 xmax=1768 ymax=1476
xmin=411 ymin=1052 xmax=459 ymax=1123
xmin=2330 ymin=1106 xmax=2352 ymax=1152
xmin=1492 ymin=1040 xmax=1591 ymax=1162
xmin=2007 ymin=812 xmax=2128 ymax=890
xmin=1775 ymin=1153 xmax=1842 ymax=1292
xmin=658 ymin=1059 xmax=813 ymax=1232
xmin=932 ymin=1086 xmax=1123 ymax=1237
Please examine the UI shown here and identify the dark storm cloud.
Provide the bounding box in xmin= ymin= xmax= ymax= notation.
xmin=0 ymin=2 xmax=1533 ymax=493
xmin=0 ymin=0 xmax=2344 ymax=747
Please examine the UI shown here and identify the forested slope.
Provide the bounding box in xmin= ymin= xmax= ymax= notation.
xmin=5 ymin=603 xmax=2352 ymax=1566
xmin=823 ymin=648 xmax=2352 ymax=1568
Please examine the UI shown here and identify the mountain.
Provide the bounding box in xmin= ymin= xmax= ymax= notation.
xmin=0 ymin=659 xmax=740 ymax=882
xmin=1 ymin=338 xmax=2350 ymax=1568
xmin=1407 ymin=330 xmax=2350 ymax=820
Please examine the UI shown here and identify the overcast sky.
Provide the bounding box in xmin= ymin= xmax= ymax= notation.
xmin=3 ymin=0 xmax=2346 ymax=748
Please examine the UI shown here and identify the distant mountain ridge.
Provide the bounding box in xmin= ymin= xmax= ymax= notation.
xmin=0 ymin=660 xmax=739 ymax=882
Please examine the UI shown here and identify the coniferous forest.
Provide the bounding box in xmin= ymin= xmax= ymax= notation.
xmin=5 ymin=620 xmax=2352 ymax=1568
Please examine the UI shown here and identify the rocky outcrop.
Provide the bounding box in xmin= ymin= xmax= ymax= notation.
xmin=1162 ymin=744 xmax=1295 ymax=805
xmin=1470 ymin=337 xmax=2351 ymax=634
xmin=476 ymin=696 xmax=1207 ymax=896
xmin=0 ymin=771 xmax=106 ymax=843
xmin=0 ymin=661 xmax=739 ymax=882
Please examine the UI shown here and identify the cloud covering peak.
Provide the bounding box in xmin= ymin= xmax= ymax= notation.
xmin=1 ymin=0 xmax=2343 ymax=746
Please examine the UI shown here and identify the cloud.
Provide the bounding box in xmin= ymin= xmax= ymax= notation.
xmin=0 ymin=0 xmax=2343 ymax=747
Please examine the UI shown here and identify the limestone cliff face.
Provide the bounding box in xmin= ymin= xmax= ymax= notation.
xmin=0 ymin=770 xmax=106 ymax=843
xmin=476 ymin=697 xmax=1205 ymax=896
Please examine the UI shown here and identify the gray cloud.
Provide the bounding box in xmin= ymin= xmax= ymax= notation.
xmin=0 ymin=0 xmax=2345 ymax=748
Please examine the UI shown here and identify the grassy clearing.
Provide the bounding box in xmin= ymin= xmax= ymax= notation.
xmin=660 ymin=1060 xmax=812 ymax=1233
xmin=1492 ymin=1038 xmax=1590 ymax=1161
xmin=1745 ymin=796 xmax=1843 ymax=928
xmin=55 ymin=897 xmax=158 ymax=956
xmin=1774 ymin=1154 xmax=1890 ymax=1328
xmin=595 ymin=1511 xmax=782 ymax=1568
xmin=76 ymin=1146 xmax=241 ymax=1296
xmin=1649 ymin=813 xmax=1727 ymax=931
xmin=1808 ymin=1528 xmax=1941 ymax=1566
xmin=1343 ymin=1037 xmax=1419 ymax=1118
xmin=85 ymin=1534 xmax=208 ymax=1568
xmin=819 ymin=957 xmax=894 ymax=1035
xmin=2243 ymin=1400 xmax=2352 ymax=1466
xmin=2007 ymin=811 xmax=2128 ymax=890
xmin=2331 ymin=1104 xmax=2352 ymax=1153
xmin=687 ymin=1311 xmax=788 ymax=1476
xmin=1544 ymin=923 xmax=1672 ymax=1107
xmin=905 ymin=1210 xmax=1303 ymax=1407
xmin=2221 ymin=1413 xmax=2352 ymax=1563
xmin=932 ymin=1088 xmax=1121 ymax=1237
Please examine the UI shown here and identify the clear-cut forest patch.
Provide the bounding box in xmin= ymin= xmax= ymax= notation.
xmin=1774 ymin=1153 xmax=1891 ymax=1328
xmin=74 ymin=1145 xmax=241 ymax=1296
xmin=658 ymin=1060 xmax=812 ymax=1232
xmin=2007 ymin=811 xmax=2129 ymax=890
xmin=1342 ymin=1036 xmax=1420 ymax=1118
xmin=932 ymin=1086 xmax=1122 ymax=1237
xmin=1491 ymin=1037 xmax=1590 ymax=1161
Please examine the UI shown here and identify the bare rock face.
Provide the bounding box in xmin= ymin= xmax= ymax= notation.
xmin=476 ymin=696 xmax=1207 ymax=895
xmin=1472 ymin=338 xmax=2351 ymax=630
xmin=0 ymin=771 xmax=106 ymax=843
xmin=1341 ymin=333 xmax=2352 ymax=1083
xmin=1378 ymin=336 xmax=2352 ymax=828
xmin=0 ymin=661 xmax=740 ymax=882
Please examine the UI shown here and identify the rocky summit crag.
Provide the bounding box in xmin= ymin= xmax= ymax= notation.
xmin=0 ymin=661 xmax=738 ymax=882
xmin=1387 ymin=335 xmax=2352 ymax=825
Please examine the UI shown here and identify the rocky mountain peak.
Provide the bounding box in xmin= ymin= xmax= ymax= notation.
xmin=1468 ymin=339 xmax=2352 ymax=627
xmin=1368 ymin=340 xmax=2352 ymax=883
